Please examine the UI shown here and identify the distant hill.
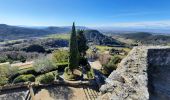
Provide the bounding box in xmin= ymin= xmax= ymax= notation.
xmin=121 ymin=32 xmax=153 ymax=40
xmin=118 ymin=32 xmax=170 ymax=45
xmin=84 ymin=30 xmax=123 ymax=46
xmin=0 ymin=24 xmax=71 ymax=40
xmin=0 ymin=24 xmax=91 ymax=40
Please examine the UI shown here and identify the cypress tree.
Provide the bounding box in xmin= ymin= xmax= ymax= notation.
xmin=77 ymin=30 xmax=88 ymax=57
xmin=69 ymin=22 xmax=79 ymax=71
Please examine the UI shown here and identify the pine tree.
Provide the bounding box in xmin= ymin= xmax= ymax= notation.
xmin=69 ymin=22 xmax=79 ymax=71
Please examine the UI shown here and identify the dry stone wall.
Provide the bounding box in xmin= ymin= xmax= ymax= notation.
xmin=99 ymin=46 xmax=170 ymax=100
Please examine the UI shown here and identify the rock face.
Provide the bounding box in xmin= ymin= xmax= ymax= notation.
xmin=99 ymin=46 xmax=170 ymax=100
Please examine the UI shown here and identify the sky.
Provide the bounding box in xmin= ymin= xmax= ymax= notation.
xmin=0 ymin=0 xmax=170 ymax=28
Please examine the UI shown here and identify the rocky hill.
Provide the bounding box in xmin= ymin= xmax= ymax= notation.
xmin=84 ymin=30 xmax=123 ymax=46
xmin=99 ymin=46 xmax=170 ymax=100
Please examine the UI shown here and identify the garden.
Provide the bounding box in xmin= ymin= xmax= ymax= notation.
xmin=0 ymin=23 xmax=94 ymax=86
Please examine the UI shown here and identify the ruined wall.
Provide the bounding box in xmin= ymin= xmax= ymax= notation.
xmin=99 ymin=46 xmax=170 ymax=100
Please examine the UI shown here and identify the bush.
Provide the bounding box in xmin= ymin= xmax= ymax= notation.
xmin=24 ymin=44 xmax=46 ymax=53
xmin=0 ymin=51 xmax=40 ymax=63
xmin=9 ymin=67 xmax=37 ymax=83
xmin=52 ymin=49 xmax=69 ymax=65
xmin=63 ymin=67 xmax=82 ymax=81
xmin=0 ymin=77 xmax=8 ymax=86
xmin=13 ymin=74 xmax=35 ymax=83
xmin=101 ymin=56 xmax=122 ymax=76
xmin=86 ymin=68 xmax=94 ymax=79
xmin=0 ymin=63 xmax=18 ymax=85
xmin=33 ymin=57 xmax=55 ymax=73
xmin=36 ymin=72 xmax=55 ymax=84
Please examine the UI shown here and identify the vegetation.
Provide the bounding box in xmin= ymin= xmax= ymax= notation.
xmin=64 ymin=67 xmax=82 ymax=81
xmin=117 ymin=32 xmax=170 ymax=45
xmin=13 ymin=74 xmax=35 ymax=83
xmin=0 ymin=63 xmax=10 ymax=85
xmin=0 ymin=51 xmax=40 ymax=63
xmin=36 ymin=72 xmax=57 ymax=84
xmin=52 ymin=49 xmax=69 ymax=64
xmin=77 ymin=30 xmax=89 ymax=57
xmin=86 ymin=68 xmax=95 ymax=79
xmin=68 ymin=22 xmax=79 ymax=71
xmin=47 ymin=34 xmax=70 ymax=40
xmin=24 ymin=44 xmax=46 ymax=53
xmin=101 ymin=55 xmax=122 ymax=76
xmin=0 ymin=63 xmax=19 ymax=85
xmin=83 ymin=30 xmax=123 ymax=46
xmin=33 ymin=57 xmax=55 ymax=73
xmin=0 ymin=24 xmax=70 ymax=40
xmin=96 ymin=45 xmax=112 ymax=53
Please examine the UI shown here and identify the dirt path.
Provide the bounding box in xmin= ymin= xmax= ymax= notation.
xmin=34 ymin=86 xmax=99 ymax=100
xmin=88 ymin=60 xmax=102 ymax=70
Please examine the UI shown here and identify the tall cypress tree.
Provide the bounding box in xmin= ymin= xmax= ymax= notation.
xmin=77 ymin=30 xmax=88 ymax=57
xmin=69 ymin=22 xmax=79 ymax=71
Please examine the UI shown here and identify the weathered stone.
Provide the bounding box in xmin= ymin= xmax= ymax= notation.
xmin=99 ymin=46 xmax=170 ymax=100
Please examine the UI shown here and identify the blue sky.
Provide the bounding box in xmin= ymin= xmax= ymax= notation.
xmin=0 ymin=0 xmax=170 ymax=28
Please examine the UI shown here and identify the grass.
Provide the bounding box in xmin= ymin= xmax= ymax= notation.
xmin=95 ymin=45 xmax=131 ymax=53
xmin=96 ymin=45 xmax=112 ymax=52
xmin=45 ymin=34 xmax=70 ymax=40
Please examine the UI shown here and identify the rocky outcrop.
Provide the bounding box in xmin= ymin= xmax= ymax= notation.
xmin=99 ymin=46 xmax=170 ymax=100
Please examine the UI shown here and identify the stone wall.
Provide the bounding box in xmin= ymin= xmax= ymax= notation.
xmin=99 ymin=46 xmax=170 ymax=100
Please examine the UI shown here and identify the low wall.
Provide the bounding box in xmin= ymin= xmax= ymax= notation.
xmin=99 ymin=46 xmax=170 ymax=100
xmin=0 ymin=80 xmax=95 ymax=92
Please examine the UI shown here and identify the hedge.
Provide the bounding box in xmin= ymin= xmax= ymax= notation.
xmin=13 ymin=74 xmax=35 ymax=83
xmin=10 ymin=63 xmax=68 ymax=83
xmin=36 ymin=71 xmax=58 ymax=84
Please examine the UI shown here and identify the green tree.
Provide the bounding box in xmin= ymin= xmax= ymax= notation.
xmin=69 ymin=22 xmax=79 ymax=71
xmin=77 ymin=30 xmax=88 ymax=57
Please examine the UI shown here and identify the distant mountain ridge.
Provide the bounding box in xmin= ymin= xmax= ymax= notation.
xmin=119 ymin=32 xmax=170 ymax=45
xmin=0 ymin=24 xmax=89 ymax=40
xmin=0 ymin=24 xmax=72 ymax=40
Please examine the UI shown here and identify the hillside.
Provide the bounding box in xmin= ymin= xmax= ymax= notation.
xmin=116 ymin=32 xmax=170 ymax=45
xmin=0 ymin=24 xmax=71 ymax=40
xmin=84 ymin=30 xmax=123 ymax=46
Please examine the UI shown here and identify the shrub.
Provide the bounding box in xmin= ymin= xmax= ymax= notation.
xmin=36 ymin=72 xmax=55 ymax=84
xmin=0 ymin=63 xmax=17 ymax=85
xmin=101 ymin=56 xmax=122 ymax=76
xmin=13 ymin=74 xmax=35 ymax=83
xmin=24 ymin=44 xmax=46 ymax=53
xmin=0 ymin=51 xmax=40 ymax=63
xmin=86 ymin=68 xmax=94 ymax=79
xmin=63 ymin=67 xmax=82 ymax=81
xmin=52 ymin=49 xmax=69 ymax=65
xmin=0 ymin=77 xmax=8 ymax=86
xmin=9 ymin=67 xmax=37 ymax=83
xmin=33 ymin=57 xmax=55 ymax=73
